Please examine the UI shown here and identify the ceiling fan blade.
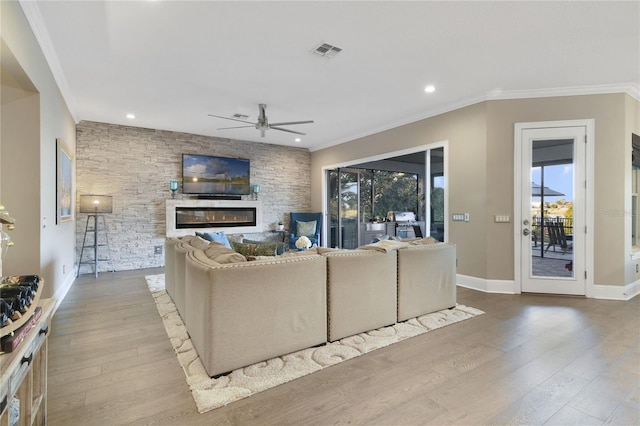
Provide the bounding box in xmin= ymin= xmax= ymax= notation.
xmin=258 ymin=104 xmax=267 ymax=123
xmin=217 ymin=125 xmax=256 ymax=130
xmin=270 ymin=126 xmax=306 ymax=135
xmin=269 ymin=120 xmax=314 ymax=126
xmin=208 ymin=114 xmax=255 ymax=125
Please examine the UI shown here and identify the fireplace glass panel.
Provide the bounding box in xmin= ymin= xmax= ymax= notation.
xmin=176 ymin=207 xmax=257 ymax=229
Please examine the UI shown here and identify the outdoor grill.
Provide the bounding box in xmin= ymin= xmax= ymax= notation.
xmin=387 ymin=211 xmax=423 ymax=239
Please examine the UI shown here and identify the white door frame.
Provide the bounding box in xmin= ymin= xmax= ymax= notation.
xmin=514 ymin=119 xmax=595 ymax=296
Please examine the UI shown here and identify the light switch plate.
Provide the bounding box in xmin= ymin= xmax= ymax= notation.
xmin=452 ymin=213 xmax=466 ymax=222
xmin=494 ymin=215 xmax=510 ymax=223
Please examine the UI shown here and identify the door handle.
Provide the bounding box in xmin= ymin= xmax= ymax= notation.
xmin=523 ymin=228 xmax=530 ymax=236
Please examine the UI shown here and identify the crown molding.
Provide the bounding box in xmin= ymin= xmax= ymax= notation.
xmin=485 ymin=83 xmax=640 ymax=102
xmin=19 ymin=0 xmax=79 ymax=122
xmin=310 ymin=83 xmax=640 ymax=152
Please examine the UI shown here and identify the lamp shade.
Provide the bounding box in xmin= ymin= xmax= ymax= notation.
xmin=79 ymin=195 xmax=113 ymax=213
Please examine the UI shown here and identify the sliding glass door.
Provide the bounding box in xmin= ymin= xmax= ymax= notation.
xmin=326 ymin=144 xmax=447 ymax=247
xmin=327 ymin=169 xmax=361 ymax=249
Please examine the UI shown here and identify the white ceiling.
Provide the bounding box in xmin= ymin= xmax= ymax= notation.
xmin=21 ymin=1 xmax=640 ymax=151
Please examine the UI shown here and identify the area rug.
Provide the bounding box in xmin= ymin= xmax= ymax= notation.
xmin=144 ymin=274 xmax=484 ymax=413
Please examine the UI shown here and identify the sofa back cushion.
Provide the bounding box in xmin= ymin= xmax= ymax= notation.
xmin=204 ymin=242 xmax=247 ymax=264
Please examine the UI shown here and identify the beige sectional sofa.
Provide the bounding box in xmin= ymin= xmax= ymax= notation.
xmin=165 ymin=234 xmax=456 ymax=377
xmin=185 ymin=250 xmax=327 ymax=377
xmin=170 ymin=236 xmax=211 ymax=328
xmin=324 ymin=249 xmax=397 ymax=341
xmin=397 ymin=243 xmax=457 ymax=322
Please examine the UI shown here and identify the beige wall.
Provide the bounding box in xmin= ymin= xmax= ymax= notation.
xmin=312 ymin=94 xmax=634 ymax=287
xmin=311 ymin=103 xmax=489 ymax=279
xmin=1 ymin=59 xmax=40 ymax=275
xmin=1 ymin=0 xmax=77 ymax=299
xmin=487 ymin=94 xmax=627 ymax=286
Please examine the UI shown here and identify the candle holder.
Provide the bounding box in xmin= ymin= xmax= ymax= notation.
xmin=170 ymin=180 xmax=179 ymax=198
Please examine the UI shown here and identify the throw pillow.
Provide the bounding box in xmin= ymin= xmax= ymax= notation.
xmin=296 ymin=220 xmax=317 ymax=238
xmin=243 ymin=238 xmax=286 ymax=255
xmin=196 ymin=231 xmax=232 ymax=249
xmin=231 ymin=241 xmax=277 ymax=257
xmin=254 ymin=243 xmax=278 ymax=256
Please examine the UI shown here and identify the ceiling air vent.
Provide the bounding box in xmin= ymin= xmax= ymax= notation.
xmin=311 ymin=42 xmax=342 ymax=59
xmin=232 ymin=113 xmax=249 ymax=120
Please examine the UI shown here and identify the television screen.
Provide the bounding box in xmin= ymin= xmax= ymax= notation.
xmin=182 ymin=154 xmax=250 ymax=195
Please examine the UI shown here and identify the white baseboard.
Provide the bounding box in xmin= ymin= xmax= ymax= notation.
xmin=52 ymin=269 xmax=76 ymax=313
xmin=458 ymin=273 xmax=639 ymax=301
xmin=592 ymin=281 xmax=640 ymax=301
xmin=457 ymin=274 xmax=517 ymax=294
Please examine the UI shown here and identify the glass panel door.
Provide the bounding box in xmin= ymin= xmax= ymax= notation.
xmin=328 ymin=170 xmax=339 ymax=248
xmin=520 ymin=126 xmax=585 ymax=295
xmin=326 ymin=169 xmax=361 ymax=249
xmin=430 ymin=147 xmax=445 ymax=241
xmin=340 ymin=170 xmax=359 ymax=249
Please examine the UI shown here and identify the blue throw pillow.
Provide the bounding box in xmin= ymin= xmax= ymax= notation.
xmin=195 ymin=231 xmax=232 ymax=249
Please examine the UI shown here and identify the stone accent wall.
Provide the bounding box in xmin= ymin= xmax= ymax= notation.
xmin=75 ymin=121 xmax=311 ymax=272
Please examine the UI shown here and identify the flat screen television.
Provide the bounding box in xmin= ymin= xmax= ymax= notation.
xmin=182 ymin=154 xmax=250 ymax=196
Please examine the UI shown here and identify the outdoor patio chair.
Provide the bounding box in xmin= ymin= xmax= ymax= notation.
xmin=544 ymin=222 xmax=572 ymax=254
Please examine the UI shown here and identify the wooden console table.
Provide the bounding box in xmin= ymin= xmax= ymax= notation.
xmin=0 ymin=298 xmax=55 ymax=426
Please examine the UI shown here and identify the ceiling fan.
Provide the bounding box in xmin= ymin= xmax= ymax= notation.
xmin=209 ymin=103 xmax=314 ymax=138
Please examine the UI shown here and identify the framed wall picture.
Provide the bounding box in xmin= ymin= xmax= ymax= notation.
xmin=57 ymin=138 xmax=73 ymax=224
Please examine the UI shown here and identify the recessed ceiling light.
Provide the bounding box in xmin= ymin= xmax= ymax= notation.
xmin=294 ymin=138 xmax=301 ymax=143
xmin=424 ymin=85 xmax=436 ymax=94
xmin=126 ymin=113 xmax=136 ymax=119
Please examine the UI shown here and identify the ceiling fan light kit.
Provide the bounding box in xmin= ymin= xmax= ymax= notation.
xmin=209 ymin=103 xmax=314 ymax=138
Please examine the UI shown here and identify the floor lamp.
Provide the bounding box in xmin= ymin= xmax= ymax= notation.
xmin=78 ymin=195 xmax=115 ymax=278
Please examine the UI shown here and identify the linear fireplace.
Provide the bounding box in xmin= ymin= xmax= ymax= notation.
xmin=176 ymin=207 xmax=256 ymax=229
xmin=166 ymin=199 xmax=262 ymax=237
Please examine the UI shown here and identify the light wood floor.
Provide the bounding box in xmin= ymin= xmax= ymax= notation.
xmin=47 ymin=268 xmax=639 ymax=425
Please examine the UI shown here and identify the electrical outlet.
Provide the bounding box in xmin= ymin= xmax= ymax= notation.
xmin=63 ymin=264 xmax=66 ymax=274
xmin=636 ymin=263 xmax=639 ymax=273
xmin=154 ymin=245 xmax=163 ymax=255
